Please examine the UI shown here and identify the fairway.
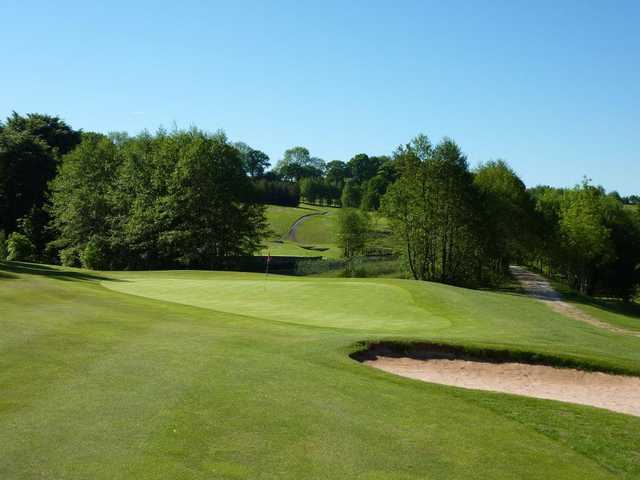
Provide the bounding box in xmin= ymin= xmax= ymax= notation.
xmin=3 ymin=263 xmax=640 ymax=479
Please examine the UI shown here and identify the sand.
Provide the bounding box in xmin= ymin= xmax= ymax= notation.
xmin=365 ymin=356 xmax=640 ymax=417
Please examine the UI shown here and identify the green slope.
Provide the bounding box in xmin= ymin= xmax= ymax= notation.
xmin=2 ymin=262 xmax=640 ymax=479
xmin=263 ymin=203 xmax=341 ymax=258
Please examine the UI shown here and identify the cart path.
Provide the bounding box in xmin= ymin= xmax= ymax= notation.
xmin=509 ymin=266 xmax=640 ymax=337
xmin=287 ymin=211 xmax=327 ymax=242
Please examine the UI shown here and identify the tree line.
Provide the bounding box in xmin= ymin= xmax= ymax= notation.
xmin=1 ymin=112 xmax=638 ymax=299
xmin=380 ymin=135 xmax=640 ymax=298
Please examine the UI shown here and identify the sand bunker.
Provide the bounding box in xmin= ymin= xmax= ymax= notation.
xmin=356 ymin=346 xmax=640 ymax=417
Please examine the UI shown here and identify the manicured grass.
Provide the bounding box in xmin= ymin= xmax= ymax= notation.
xmin=264 ymin=204 xmax=342 ymax=258
xmin=294 ymin=208 xmax=339 ymax=245
xmin=2 ymin=261 xmax=640 ymax=479
xmin=264 ymin=204 xmax=324 ymax=239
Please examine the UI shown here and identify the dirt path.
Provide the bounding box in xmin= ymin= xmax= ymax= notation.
xmin=510 ymin=266 xmax=640 ymax=337
xmin=287 ymin=211 xmax=326 ymax=242
xmin=365 ymin=356 xmax=640 ymax=417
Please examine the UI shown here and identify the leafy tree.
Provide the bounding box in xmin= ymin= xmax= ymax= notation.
xmin=275 ymin=146 xmax=325 ymax=181
xmin=234 ymin=142 xmax=270 ymax=177
xmin=382 ymin=135 xmax=481 ymax=285
xmin=337 ymin=208 xmax=370 ymax=259
xmin=49 ymin=133 xmax=120 ymax=262
xmin=341 ymin=180 xmax=361 ymax=208
xmin=325 ymin=160 xmax=349 ymax=187
xmin=245 ymin=149 xmax=270 ymax=177
xmin=348 ymin=153 xmax=381 ymax=183
xmin=360 ymin=175 xmax=389 ymax=211
xmin=474 ymin=160 xmax=536 ymax=275
xmin=559 ymin=181 xmax=612 ymax=294
xmin=0 ymin=112 xmax=81 ymax=255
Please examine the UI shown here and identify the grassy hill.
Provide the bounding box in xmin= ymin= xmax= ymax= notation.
xmin=262 ymin=204 xmax=394 ymax=261
xmin=262 ymin=203 xmax=342 ymax=259
xmin=2 ymin=261 xmax=640 ymax=479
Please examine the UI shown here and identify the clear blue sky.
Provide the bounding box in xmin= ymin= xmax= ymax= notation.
xmin=1 ymin=0 xmax=638 ymax=194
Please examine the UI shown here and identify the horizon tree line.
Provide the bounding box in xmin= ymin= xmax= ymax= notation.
xmin=1 ymin=111 xmax=639 ymax=299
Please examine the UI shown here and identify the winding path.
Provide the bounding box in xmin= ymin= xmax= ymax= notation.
xmin=287 ymin=211 xmax=327 ymax=242
xmin=509 ymin=266 xmax=640 ymax=337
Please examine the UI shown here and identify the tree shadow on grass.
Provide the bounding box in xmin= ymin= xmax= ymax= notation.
xmin=560 ymin=289 xmax=640 ymax=322
xmin=0 ymin=261 xmax=124 ymax=283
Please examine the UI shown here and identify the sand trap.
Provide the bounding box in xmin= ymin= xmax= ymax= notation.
xmin=364 ymin=354 xmax=640 ymax=417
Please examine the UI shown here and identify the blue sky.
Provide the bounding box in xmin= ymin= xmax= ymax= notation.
xmin=1 ymin=0 xmax=638 ymax=194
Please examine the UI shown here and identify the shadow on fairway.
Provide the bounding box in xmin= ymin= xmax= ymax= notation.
xmin=0 ymin=261 xmax=123 ymax=283
xmin=560 ymin=290 xmax=640 ymax=322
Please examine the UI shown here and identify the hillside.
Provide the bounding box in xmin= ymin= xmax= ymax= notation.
xmin=262 ymin=203 xmax=342 ymax=258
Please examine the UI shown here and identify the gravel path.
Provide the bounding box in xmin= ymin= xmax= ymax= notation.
xmin=509 ymin=266 xmax=640 ymax=337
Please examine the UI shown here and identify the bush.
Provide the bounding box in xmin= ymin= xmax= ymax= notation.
xmin=6 ymin=232 xmax=35 ymax=261
xmin=59 ymin=247 xmax=82 ymax=267
xmin=80 ymin=238 xmax=108 ymax=270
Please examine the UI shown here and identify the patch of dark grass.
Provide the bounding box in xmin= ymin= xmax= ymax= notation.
xmin=0 ymin=261 xmax=122 ymax=283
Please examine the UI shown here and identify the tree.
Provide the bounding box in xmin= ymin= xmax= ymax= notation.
xmin=337 ymin=208 xmax=370 ymax=259
xmin=360 ymin=175 xmax=389 ymax=211
xmin=474 ymin=160 xmax=536 ymax=275
xmin=49 ymin=133 xmax=120 ymax=263
xmin=275 ymin=146 xmax=325 ymax=181
xmin=559 ymin=181 xmax=613 ymax=294
xmin=348 ymin=153 xmax=381 ymax=183
xmin=325 ymin=160 xmax=349 ymax=187
xmin=245 ymin=149 xmax=270 ymax=177
xmin=382 ymin=135 xmax=481 ymax=285
xmin=234 ymin=142 xmax=270 ymax=177
xmin=0 ymin=112 xmax=81 ymax=256
xmin=341 ymin=180 xmax=361 ymax=208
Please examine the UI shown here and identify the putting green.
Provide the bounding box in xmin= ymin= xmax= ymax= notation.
xmin=104 ymin=275 xmax=451 ymax=331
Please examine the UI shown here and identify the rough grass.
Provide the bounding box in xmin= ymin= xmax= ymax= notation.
xmin=2 ymin=262 xmax=640 ymax=479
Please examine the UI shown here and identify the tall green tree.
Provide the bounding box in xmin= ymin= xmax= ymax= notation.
xmin=474 ymin=160 xmax=536 ymax=275
xmin=382 ymin=135 xmax=481 ymax=284
xmin=0 ymin=112 xmax=81 ymax=256
xmin=337 ymin=208 xmax=370 ymax=259
xmin=341 ymin=180 xmax=361 ymax=208
xmin=275 ymin=146 xmax=325 ymax=181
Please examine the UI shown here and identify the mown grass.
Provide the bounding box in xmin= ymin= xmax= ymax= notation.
xmin=2 ymin=262 xmax=640 ymax=479
xmin=264 ymin=203 xmax=325 ymax=239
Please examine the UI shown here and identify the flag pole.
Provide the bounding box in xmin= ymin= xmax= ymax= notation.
xmin=264 ymin=247 xmax=271 ymax=291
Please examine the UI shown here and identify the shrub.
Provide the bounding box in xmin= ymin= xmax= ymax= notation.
xmin=6 ymin=232 xmax=35 ymax=261
xmin=60 ymin=247 xmax=82 ymax=267
xmin=80 ymin=238 xmax=109 ymax=270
